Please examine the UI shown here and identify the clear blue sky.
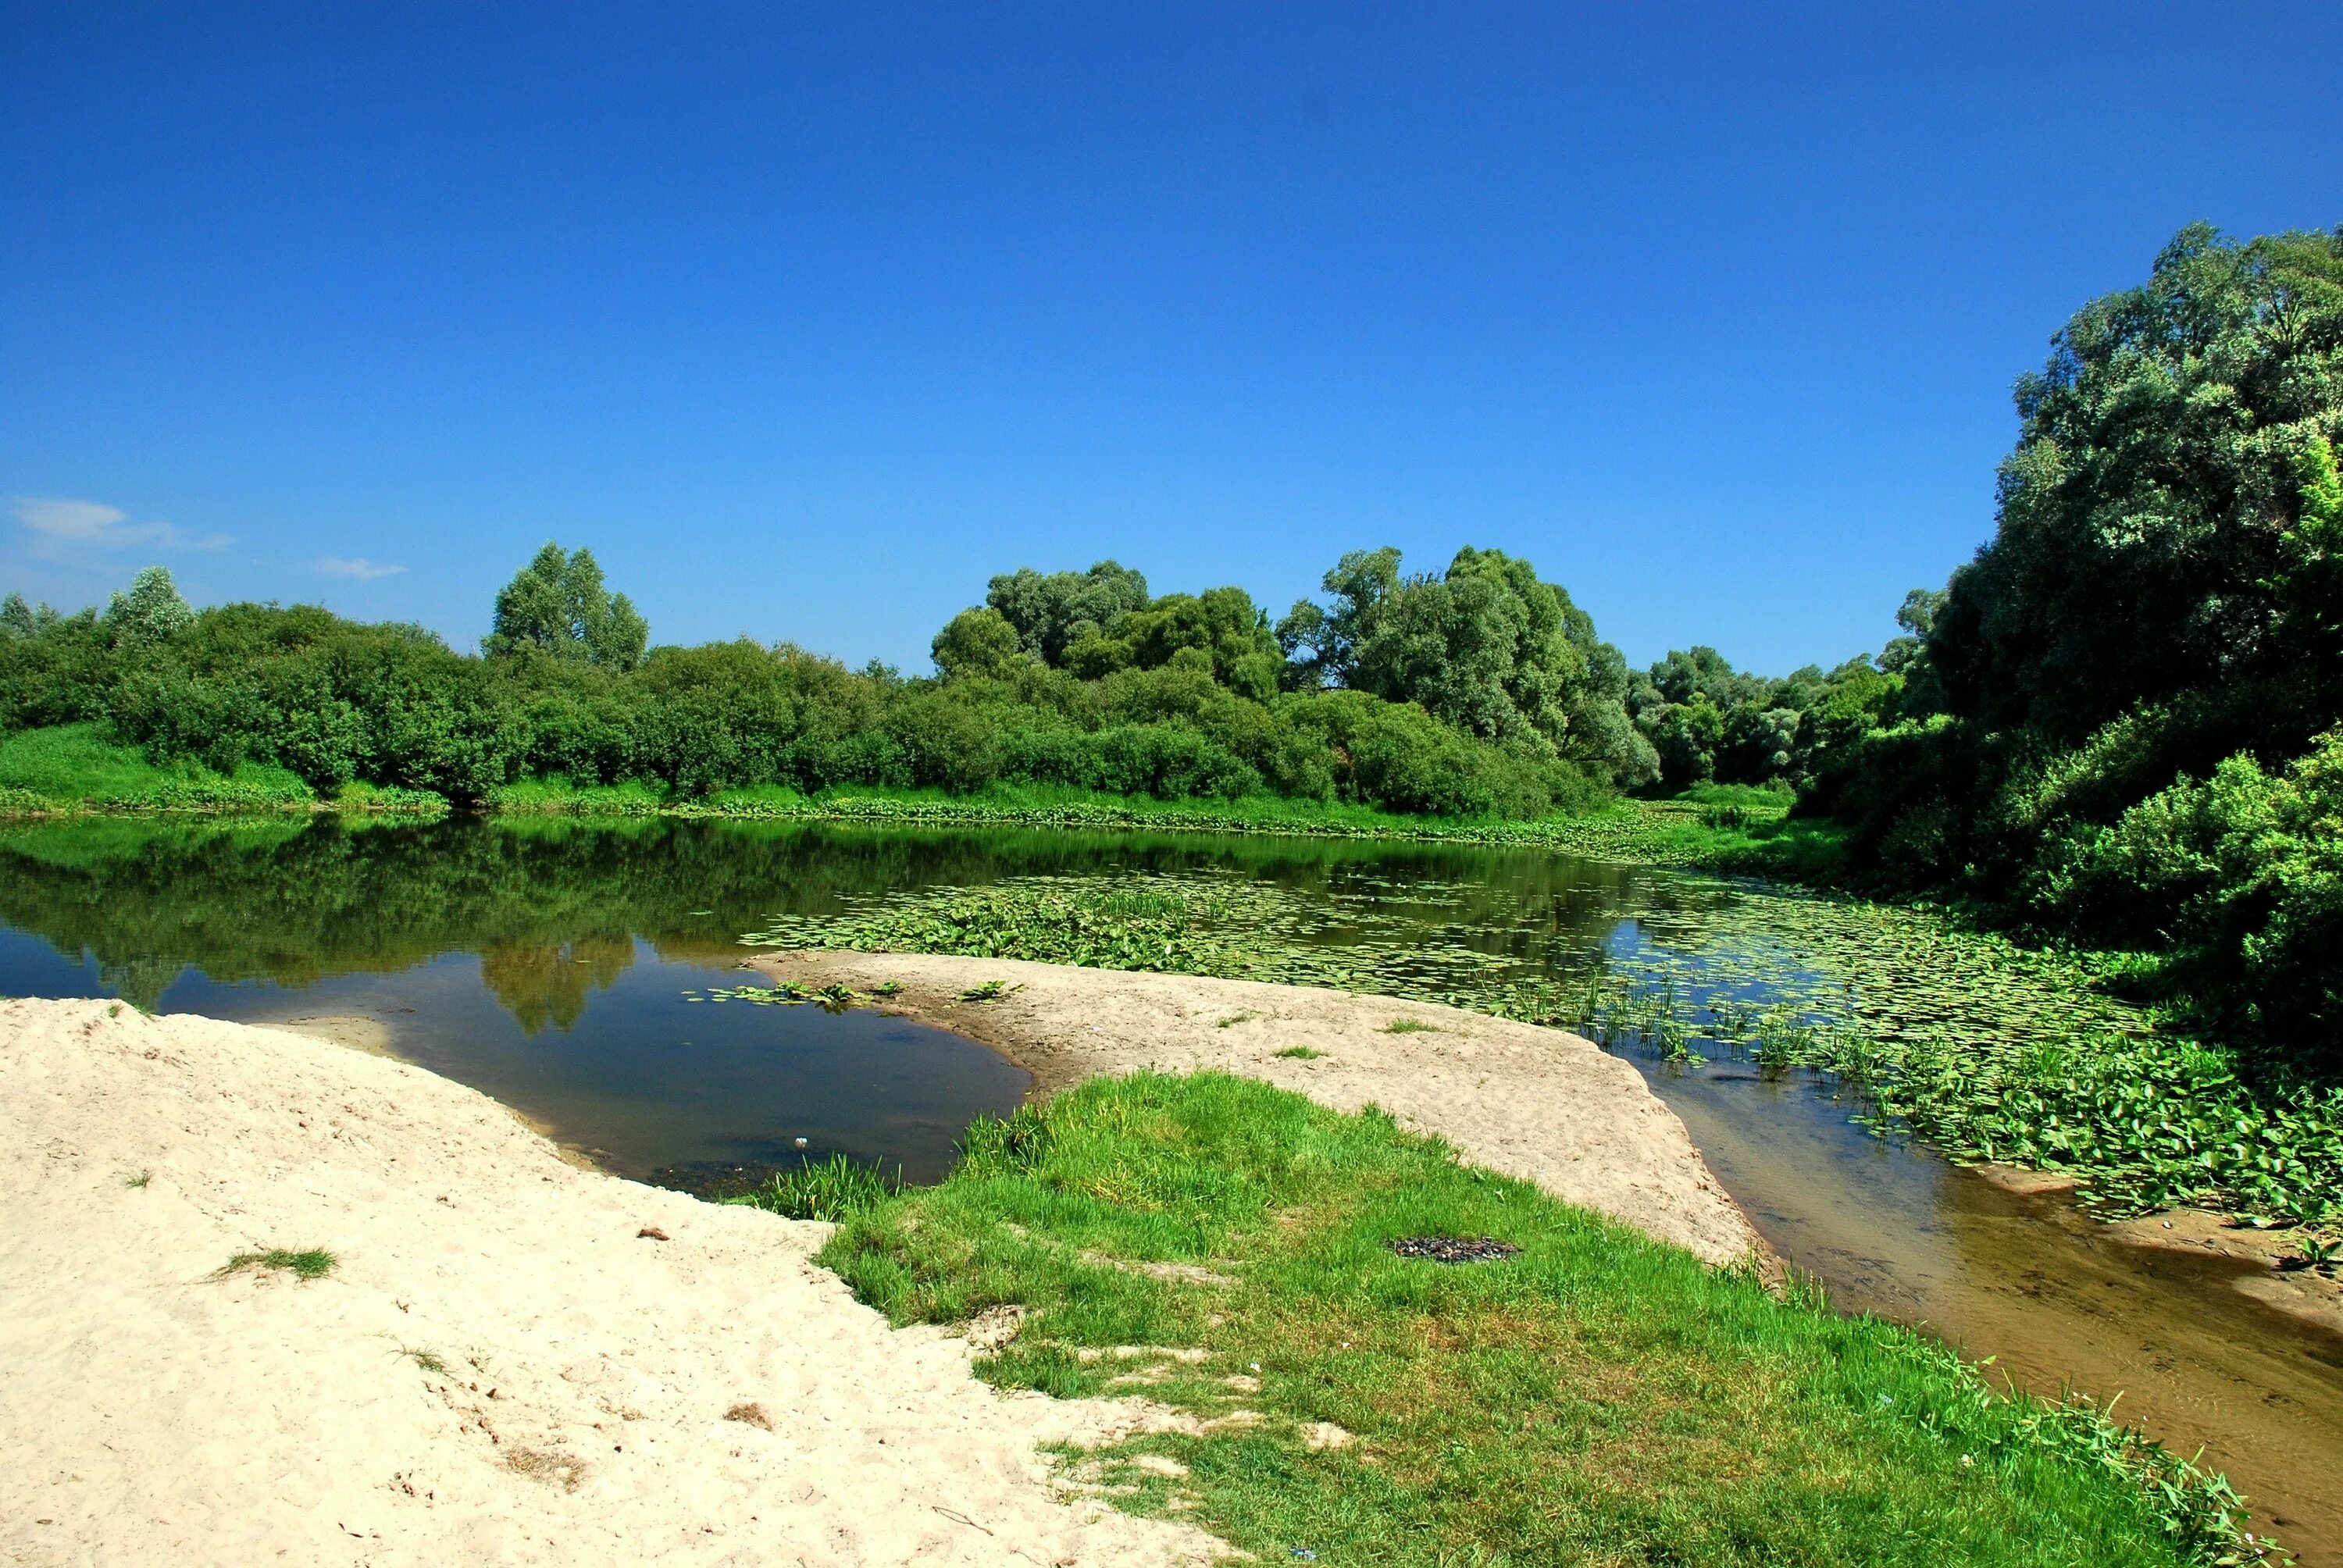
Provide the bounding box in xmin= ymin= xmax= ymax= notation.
xmin=5 ymin=4 xmax=2339 ymax=676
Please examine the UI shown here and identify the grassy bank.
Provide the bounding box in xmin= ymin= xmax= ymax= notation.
xmin=0 ymin=725 xmax=440 ymax=817
xmin=746 ymin=1072 xmax=2258 ymax=1566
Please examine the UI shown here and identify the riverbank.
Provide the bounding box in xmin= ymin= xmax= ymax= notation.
xmin=748 ymin=949 xmax=1760 ymax=1265
xmin=0 ymin=994 xmax=2263 ymax=1566
xmin=0 ymin=997 xmax=1217 ymax=1566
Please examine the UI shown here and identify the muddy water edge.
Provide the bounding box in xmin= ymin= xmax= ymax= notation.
xmin=1639 ymin=1059 xmax=2343 ymax=1562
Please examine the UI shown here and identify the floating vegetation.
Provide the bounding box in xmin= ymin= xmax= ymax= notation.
xmin=687 ymin=978 xmax=884 ymax=1014
xmin=745 ymin=871 xmax=2343 ymax=1229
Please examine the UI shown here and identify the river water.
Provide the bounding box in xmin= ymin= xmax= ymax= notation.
xmin=1 ymin=814 xmax=2333 ymax=1556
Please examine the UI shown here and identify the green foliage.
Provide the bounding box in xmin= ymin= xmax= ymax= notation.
xmin=5 ymin=551 xmax=1624 ymax=824
xmin=0 ymin=722 xmax=316 ymax=811
xmin=1796 ymin=225 xmax=2343 ymax=1070
xmin=727 ymin=1153 xmax=901 ymax=1221
xmin=816 ymin=1072 xmax=2255 ymax=1565
xmin=103 ymin=566 xmax=193 ymax=648
xmin=984 ymin=560 xmax=1151 ymax=666
xmin=746 ymin=859 xmax=2342 ymax=1230
xmin=485 ymin=542 xmax=648 ymax=671
xmin=1278 ymin=545 xmax=1657 ymax=784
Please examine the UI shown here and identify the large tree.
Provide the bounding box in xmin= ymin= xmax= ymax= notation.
xmin=485 ymin=543 xmax=647 ymax=671
xmin=1278 ymin=546 xmax=1655 ymax=783
xmin=1928 ymin=223 xmax=2343 ymax=761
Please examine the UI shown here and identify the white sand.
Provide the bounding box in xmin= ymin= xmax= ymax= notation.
xmin=756 ymin=951 xmax=1761 ymax=1267
xmin=0 ymin=998 xmax=1221 ymax=1567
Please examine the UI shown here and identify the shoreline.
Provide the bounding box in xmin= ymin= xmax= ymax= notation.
xmin=751 ymin=949 xmax=1764 ymax=1267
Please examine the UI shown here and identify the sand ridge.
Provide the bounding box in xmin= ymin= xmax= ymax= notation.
xmin=754 ymin=950 xmax=1762 ymax=1267
xmin=0 ymin=998 xmax=1221 ymax=1567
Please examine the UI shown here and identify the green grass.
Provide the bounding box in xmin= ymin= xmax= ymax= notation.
xmin=1273 ymin=1045 xmax=1323 ymax=1059
xmin=728 ymin=1153 xmax=904 ymax=1221
xmin=812 ymin=1073 xmax=2256 ymax=1566
xmin=218 ymin=1247 xmax=337 ymax=1281
xmin=0 ymin=724 xmax=316 ymax=814
xmin=1380 ymin=1017 xmax=1440 ymax=1034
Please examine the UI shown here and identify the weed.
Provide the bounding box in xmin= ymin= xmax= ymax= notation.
xmin=727 ymin=1153 xmax=902 ymax=1221
xmin=219 ymin=1247 xmax=336 ymax=1281
xmin=124 ymin=1169 xmax=150 ymax=1188
xmin=1216 ymin=1012 xmax=1257 ymax=1028
xmin=957 ymin=979 xmax=1024 ymax=1003
xmin=1380 ymin=1017 xmax=1439 ymax=1034
xmin=1273 ymin=1045 xmax=1323 ymax=1060
xmin=401 ymin=1346 xmax=452 ymax=1376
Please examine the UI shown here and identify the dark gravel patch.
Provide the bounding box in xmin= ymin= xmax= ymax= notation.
xmin=1385 ymin=1235 xmax=1521 ymax=1264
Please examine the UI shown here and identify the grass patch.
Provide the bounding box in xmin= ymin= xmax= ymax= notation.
xmin=727 ymin=1153 xmax=903 ymax=1221
xmin=400 ymin=1346 xmax=452 ymax=1376
xmin=819 ymin=1074 xmax=2257 ymax=1566
xmin=0 ymin=724 xmax=317 ymax=814
xmin=124 ymin=1169 xmax=150 ymax=1188
xmin=1379 ymin=1017 xmax=1439 ymax=1034
xmin=218 ymin=1247 xmax=337 ymax=1281
xmin=1273 ymin=1045 xmax=1323 ymax=1060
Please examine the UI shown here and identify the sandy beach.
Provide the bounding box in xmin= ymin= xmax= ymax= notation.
xmin=0 ymin=997 xmax=1220 ymax=1567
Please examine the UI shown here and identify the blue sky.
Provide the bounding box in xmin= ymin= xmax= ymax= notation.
xmin=5 ymin=4 xmax=2339 ymax=675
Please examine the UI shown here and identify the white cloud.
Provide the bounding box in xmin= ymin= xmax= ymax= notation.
xmin=13 ymin=497 xmax=127 ymax=539
xmin=316 ymin=556 xmax=406 ymax=582
xmin=9 ymin=495 xmax=230 ymax=554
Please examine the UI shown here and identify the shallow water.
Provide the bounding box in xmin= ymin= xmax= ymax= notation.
xmin=2 ymin=814 xmax=2334 ymax=1556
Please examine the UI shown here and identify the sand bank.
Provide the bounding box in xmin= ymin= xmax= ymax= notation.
xmin=0 ymin=998 xmax=1219 ymax=1567
xmin=753 ymin=951 xmax=1760 ymax=1266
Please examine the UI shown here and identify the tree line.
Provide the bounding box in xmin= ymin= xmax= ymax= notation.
xmin=0 ymin=541 xmax=1648 ymax=821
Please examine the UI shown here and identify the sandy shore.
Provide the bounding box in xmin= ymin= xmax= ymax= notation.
xmin=754 ymin=950 xmax=1761 ymax=1267
xmin=0 ymin=998 xmax=1220 ymax=1567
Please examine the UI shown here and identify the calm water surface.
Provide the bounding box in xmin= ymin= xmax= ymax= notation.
xmin=2 ymin=815 xmax=2334 ymax=1556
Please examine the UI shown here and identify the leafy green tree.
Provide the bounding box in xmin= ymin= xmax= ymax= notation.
xmin=2 ymin=592 xmax=59 ymax=639
xmin=1928 ymin=223 xmax=2343 ymax=754
xmin=985 ymin=561 xmax=1150 ymax=666
xmin=930 ymin=607 xmax=1025 ymax=679
xmin=103 ymin=566 xmax=193 ymax=647
xmin=1278 ymin=546 xmax=1655 ymax=783
xmin=1063 ymin=586 xmax=1283 ymax=700
xmin=485 ymin=543 xmax=647 ymax=671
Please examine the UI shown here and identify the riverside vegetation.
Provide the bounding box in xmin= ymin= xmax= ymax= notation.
xmin=739 ymin=1071 xmax=2263 ymax=1565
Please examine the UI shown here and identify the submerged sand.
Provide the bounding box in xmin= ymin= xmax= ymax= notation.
xmin=754 ymin=950 xmax=1761 ymax=1267
xmin=0 ymin=998 xmax=1219 ymax=1567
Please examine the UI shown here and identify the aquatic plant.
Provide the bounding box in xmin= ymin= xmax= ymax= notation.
xmin=744 ymin=870 xmax=2343 ymax=1228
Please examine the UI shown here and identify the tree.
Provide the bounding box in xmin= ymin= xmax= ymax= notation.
xmin=485 ymin=543 xmax=647 ymax=671
xmin=1927 ymin=223 xmax=2343 ymax=756
xmin=985 ymin=561 xmax=1150 ymax=667
xmin=103 ymin=566 xmax=193 ymax=647
xmin=1 ymin=592 xmax=57 ymax=639
xmin=1278 ymin=545 xmax=1655 ymax=783
xmin=930 ymin=606 xmax=1024 ymax=679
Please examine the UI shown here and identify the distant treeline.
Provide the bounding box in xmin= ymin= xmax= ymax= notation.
xmin=0 ymin=540 xmax=1655 ymax=821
